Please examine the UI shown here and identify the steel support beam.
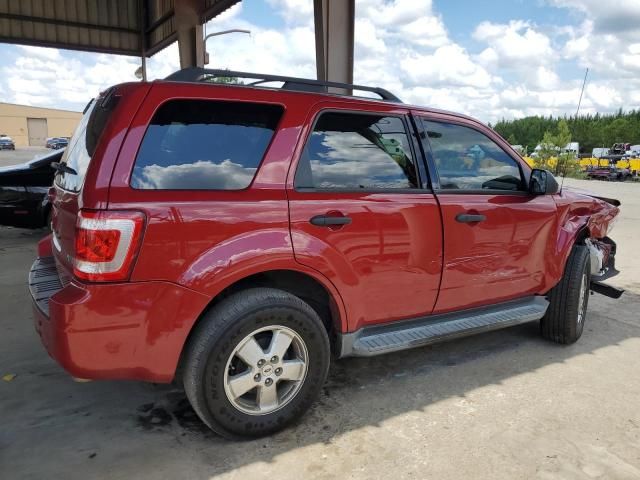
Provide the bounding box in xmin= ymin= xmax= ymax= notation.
xmin=175 ymin=0 xmax=205 ymax=68
xmin=314 ymin=0 xmax=355 ymax=85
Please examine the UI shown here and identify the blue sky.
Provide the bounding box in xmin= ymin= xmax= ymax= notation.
xmin=1 ymin=0 xmax=639 ymax=123
xmin=437 ymin=0 xmax=571 ymax=37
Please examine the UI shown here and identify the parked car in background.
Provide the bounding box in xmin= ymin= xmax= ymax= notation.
xmin=46 ymin=137 xmax=69 ymax=149
xmin=0 ymin=149 xmax=61 ymax=228
xmin=48 ymin=137 xmax=69 ymax=150
xmin=0 ymin=136 xmax=15 ymax=150
xmin=30 ymin=69 xmax=622 ymax=439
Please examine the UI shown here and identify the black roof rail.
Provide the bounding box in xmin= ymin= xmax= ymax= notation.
xmin=164 ymin=67 xmax=402 ymax=103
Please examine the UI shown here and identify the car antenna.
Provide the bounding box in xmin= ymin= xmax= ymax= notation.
xmin=561 ymin=67 xmax=589 ymax=195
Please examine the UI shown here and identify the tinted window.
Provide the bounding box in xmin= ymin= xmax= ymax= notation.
xmin=131 ymin=100 xmax=282 ymax=190
xmin=423 ymin=120 xmax=523 ymax=191
xmin=296 ymin=112 xmax=418 ymax=190
xmin=55 ymin=100 xmax=95 ymax=192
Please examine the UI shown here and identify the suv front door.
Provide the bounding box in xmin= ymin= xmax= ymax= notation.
xmin=417 ymin=113 xmax=558 ymax=313
xmin=288 ymin=103 xmax=443 ymax=332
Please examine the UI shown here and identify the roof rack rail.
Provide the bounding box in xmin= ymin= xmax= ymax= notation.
xmin=164 ymin=67 xmax=402 ymax=103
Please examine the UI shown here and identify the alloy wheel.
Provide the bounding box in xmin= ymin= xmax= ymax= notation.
xmin=223 ymin=325 xmax=308 ymax=415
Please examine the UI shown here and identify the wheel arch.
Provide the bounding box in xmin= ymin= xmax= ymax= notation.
xmin=546 ymin=220 xmax=591 ymax=293
xmin=175 ymin=267 xmax=347 ymax=379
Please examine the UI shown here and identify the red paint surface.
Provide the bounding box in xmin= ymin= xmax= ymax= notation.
xmin=33 ymin=279 xmax=210 ymax=382
xmin=36 ymin=80 xmax=620 ymax=383
xmin=433 ymin=193 xmax=558 ymax=312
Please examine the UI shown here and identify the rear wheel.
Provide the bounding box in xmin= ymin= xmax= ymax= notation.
xmin=541 ymin=245 xmax=590 ymax=344
xmin=182 ymin=288 xmax=330 ymax=439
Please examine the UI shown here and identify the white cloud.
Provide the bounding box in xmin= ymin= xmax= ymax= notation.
xmin=266 ymin=0 xmax=313 ymax=26
xmin=474 ymin=20 xmax=554 ymax=68
xmin=563 ymin=34 xmax=590 ymax=58
xmin=401 ymin=44 xmax=494 ymax=89
xmin=534 ymin=66 xmax=561 ymax=90
xmin=2 ymin=47 xmax=140 ymax=109
xmin=549 ymin=0 xmax=640 ymax=35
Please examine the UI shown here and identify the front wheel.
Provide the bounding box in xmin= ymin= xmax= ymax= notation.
xmin=182 ymin=288 xmax=330 ymax=439
xmin=541 ymin=245 xmax=591 ymax=344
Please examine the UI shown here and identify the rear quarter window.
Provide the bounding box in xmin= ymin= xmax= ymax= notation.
xmin=130 ymin=100 xmax=283 ymax=190
xmin=55 ymin=94 xmax=117 ymax=192
xmin=54 ymin=100 xmax=95 ymax=192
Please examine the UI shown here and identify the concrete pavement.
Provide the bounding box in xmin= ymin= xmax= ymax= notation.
xmin=1 ymin=178 xmax=639 ymax=480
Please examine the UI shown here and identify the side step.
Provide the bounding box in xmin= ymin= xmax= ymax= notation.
xmin=590 ymin=280 xmax=624 ymax=299
xmin=338 ymin=296 xmax=549 ymax=357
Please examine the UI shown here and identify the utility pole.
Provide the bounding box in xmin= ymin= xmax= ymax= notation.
xmin=575 ymin=68 xmax=589 ymax=118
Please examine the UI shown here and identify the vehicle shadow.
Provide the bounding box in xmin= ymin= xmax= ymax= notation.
xmin=121 ymin=290 xmax=640 ymax=478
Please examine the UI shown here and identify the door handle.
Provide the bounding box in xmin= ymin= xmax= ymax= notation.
xmin=309 ymin=215 xmax=352 ymax=227
xmin=455 ymin=213 xmax=486 ymax=223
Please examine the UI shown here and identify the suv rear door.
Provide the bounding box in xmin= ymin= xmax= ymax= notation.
xmin=288 ymin=102 xmax=443 ymax=332
xmin=50 ymin=85 xmax=147 ymax=279
xmin=416 ymin=112 xmax=558 ymax=313
xmin=51 ymin=99 xmax=98 ymax=277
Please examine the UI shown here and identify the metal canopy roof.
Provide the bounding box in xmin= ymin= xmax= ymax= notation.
xmin=0 ymin=0 xmax=240 ymax=57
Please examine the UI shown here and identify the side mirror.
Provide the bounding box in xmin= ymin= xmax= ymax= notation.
xmin=529 ymin=168 xmax=559 ymax=195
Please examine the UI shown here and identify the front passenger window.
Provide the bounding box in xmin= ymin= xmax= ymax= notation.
xmin=423 ymin=120 xmax=524 ymax=191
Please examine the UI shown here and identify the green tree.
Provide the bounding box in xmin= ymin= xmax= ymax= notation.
xmin=494 ymin=110 xmax=640 ymax=155
xmin=507 ymin=133 xmax=518 ymax=145
xmin=555 ymin=119 xmax=572 ymax=150
xmin=534 ymin=120 xmax=579 ymax=176
xmin=535 ymin=131 xmax=558 ymax=170
xmin=554 ymin=120 xmax=578 ymax=176
xmin=207 ymin=69 xmax=243 ymax=85
xmin=605 ymin=118 xmax=632 ymax=143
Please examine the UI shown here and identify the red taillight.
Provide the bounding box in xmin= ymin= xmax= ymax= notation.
xmin=74 ymin=210 xmax=145 ymax=282
xmin=76 ymin=228 xmax=121 ymax=262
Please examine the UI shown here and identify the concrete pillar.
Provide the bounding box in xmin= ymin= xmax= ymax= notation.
xmin=314 ymin=0 xmax=355 ymax=85
xmin=175 ymin=0 xmax=205 ymax=68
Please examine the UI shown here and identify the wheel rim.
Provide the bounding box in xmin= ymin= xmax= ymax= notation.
xmin=577 ymin=271 xmax=588 ymax=325
xmin=223 ymin=325 xmax=308 ymax=416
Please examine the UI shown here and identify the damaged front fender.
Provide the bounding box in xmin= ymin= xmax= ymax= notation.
xmin=548 ymin=187 xmax=621 ymax=294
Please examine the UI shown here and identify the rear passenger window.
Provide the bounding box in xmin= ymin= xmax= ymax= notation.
xmin=423 ymin=120 xmax=524 ymax=191
xmin=131 ymin=100 xmax=283 ymax=190
xmin=295 ymin=112 xmax=418 ymax=190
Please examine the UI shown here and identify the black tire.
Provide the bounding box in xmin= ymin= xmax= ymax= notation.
xmin=182 ymin=288 xmax=330 ymax=439
xmin=541 ymin=245 xmax=591 ymax=344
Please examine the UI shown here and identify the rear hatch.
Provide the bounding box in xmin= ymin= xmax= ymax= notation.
xmin=50 ymin=91 xmax=119 ymax=281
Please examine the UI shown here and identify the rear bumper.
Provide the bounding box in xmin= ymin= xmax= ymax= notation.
xmin=29 ymin=256 xmax=211 ymax=382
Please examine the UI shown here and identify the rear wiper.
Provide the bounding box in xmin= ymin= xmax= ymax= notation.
xmin=51 ymin=162 xmax=77 ymax=175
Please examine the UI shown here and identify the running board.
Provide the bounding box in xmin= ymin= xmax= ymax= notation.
xmin=590 ymin=281 xmax=624 ymax=299
xmin=338 ymin=296 xmax=549 ymax=358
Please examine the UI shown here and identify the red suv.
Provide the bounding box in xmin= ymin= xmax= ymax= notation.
xmin=30 ymin=68 xmax=622 ymax=438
